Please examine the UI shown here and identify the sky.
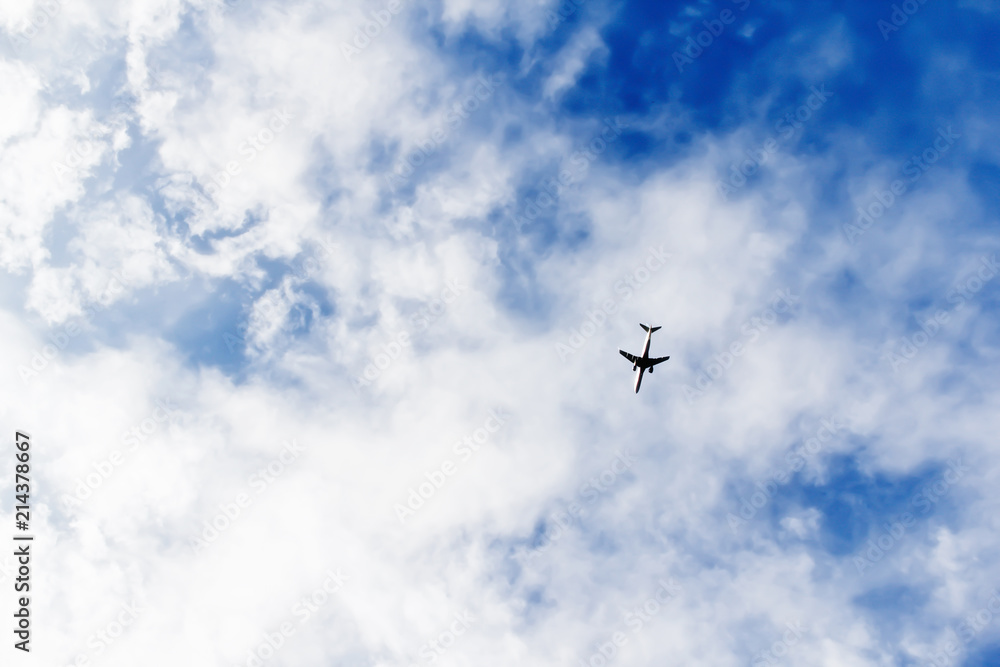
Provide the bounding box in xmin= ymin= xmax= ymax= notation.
xmin=1 ymin=0 xmax=999 ymax=665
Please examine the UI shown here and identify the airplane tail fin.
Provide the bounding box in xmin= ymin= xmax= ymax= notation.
xmin=639 ymin=324 xmax=661 ymax=333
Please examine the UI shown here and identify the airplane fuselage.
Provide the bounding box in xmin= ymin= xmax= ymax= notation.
xmin=634 ymin=330 xmax=653 ymax=391
xmin=640 ymin=330 xmax=653 ymax=359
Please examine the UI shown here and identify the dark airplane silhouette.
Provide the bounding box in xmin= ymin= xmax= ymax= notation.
xmin=619 ymin=324 xmax=670 ymax=393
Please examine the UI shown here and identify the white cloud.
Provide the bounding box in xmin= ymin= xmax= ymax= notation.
xmin=542 ymin=26 xmax=606 ymax=100
xmin=2 ymin=1 xmax=1000 ymax=666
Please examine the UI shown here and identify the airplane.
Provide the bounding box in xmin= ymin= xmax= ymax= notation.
xmin=619 ymin=324 xmax=670 ymax=393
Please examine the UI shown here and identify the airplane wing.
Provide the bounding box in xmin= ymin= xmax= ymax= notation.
xmin=646 ymin=356 xmax=670 ymax=367
xmin=619 ymin=349 xmax=639 ymax=364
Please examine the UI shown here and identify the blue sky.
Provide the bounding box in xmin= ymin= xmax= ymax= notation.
xmin=1 ymin=0 xmax=999 ymax=665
